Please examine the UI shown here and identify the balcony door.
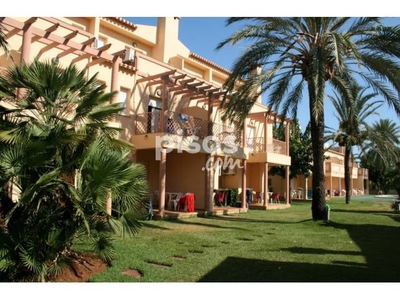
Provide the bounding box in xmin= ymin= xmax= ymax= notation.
xmin=148 ymin=99 xmax=162 ymax=133
xmin=246 ymin=126 xmax=254 ymax=150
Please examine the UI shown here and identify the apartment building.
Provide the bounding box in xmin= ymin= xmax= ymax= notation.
xmin=0 ymin=17 xmax=292 ymax=217
xmin=292 ymin=146 xmax=369 ymax=199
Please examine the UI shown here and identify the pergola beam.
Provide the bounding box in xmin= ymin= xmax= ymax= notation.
xmin=96 ymin=43 xmax=112 ymax=52
xmin=0 ymin=17 xmax=115 ymax=61
xmin=71 ymin=53 xmax=91 ymax=63
xmin=82 ymin=37 xmax=96 ymax=46
xmin=63 ymin=30 xmax=78 ymax=40
xmin=178 ymin=78 xmax=195 ymax=85
xmin=24 ymin=17 xmax=38 ymax=25
xmin=136 ymin=69 xmax=176 ymax=83
xmin=171 ymin=74 xmax=186 ymax=82
xmin=57 ymin=47 xmax=76 ymax=58
xmin=146 ymin=79 xmax=164 ymax=87
xmin=86 ymin=57 xmax=107 ymax=68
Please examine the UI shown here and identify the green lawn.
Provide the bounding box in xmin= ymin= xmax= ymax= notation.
xmin=87 ymin=198 xmax=400 ymax=282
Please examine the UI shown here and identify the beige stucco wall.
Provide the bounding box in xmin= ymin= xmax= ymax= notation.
xmin=246 ymin=163 xmax=263 ymax=193
xmin=135 ymin=149 xmax=207 ymax=209
xmin=1 ymin=16 xmax=296 ymax=208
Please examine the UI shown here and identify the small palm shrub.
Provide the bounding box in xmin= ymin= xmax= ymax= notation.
xmin=0 ymin=60 xmax=148 ymax=281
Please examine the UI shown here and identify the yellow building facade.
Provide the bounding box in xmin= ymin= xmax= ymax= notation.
xmin=7 ymin=16 xmax=369 ymax=217
xmin=292 ymin=146 xmax=369 ymax=200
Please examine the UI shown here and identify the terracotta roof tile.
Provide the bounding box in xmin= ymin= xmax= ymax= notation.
xmin=101 ymin=17 xmax=137 ymax=32
xmin=189 ymin=52 xmax=231 ymax=75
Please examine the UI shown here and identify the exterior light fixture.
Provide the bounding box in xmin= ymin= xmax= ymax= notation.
xmin=51 ymin=57 xmax=59 ymax=65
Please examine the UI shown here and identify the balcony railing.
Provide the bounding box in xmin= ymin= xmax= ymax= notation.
xmin=246 ymin=137 xmax=287 ymax=155
xmin=134 ymin=111 xmax=242 ymax=146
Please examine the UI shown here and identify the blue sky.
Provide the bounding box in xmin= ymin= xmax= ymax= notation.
xmin=126 ymin=17 xmax=400 ymax=134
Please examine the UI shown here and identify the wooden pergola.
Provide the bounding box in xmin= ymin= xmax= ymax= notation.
xmin=0 ymin=17 xmax=132 ymax=103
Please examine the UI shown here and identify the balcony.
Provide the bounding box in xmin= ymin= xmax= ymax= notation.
xmin=246 ymin=137 xmax=287 ymax=155
xmin=246 ymin=137 xmax=290 ymax=165
xmin=325 ymin=162 xmax=358 ymax=179
xmin=132 ymin=111 xmax=244 ymax=156
xmin=358 ymin=168 xmax=369 ymax=179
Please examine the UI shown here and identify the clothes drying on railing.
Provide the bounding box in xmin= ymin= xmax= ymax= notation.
xmin=213 ymin=189 xmax=232 ymax=206
xmin=177 ymin=193 xmax=195 ymax=212
xmin=246 ymin=188 xmax=253 ymax=205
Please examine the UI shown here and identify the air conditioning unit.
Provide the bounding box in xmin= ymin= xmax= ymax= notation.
xmin=123 ymin=48 xmax=136 ymax=64
xmin=222 ymin=166 xmax=236 ymax=175
xmin=94 ymin=37 xmax=105 ymax=49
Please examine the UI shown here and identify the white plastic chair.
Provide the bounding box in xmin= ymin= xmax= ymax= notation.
xmin=168 ymin=193 xmax=183 ymax=211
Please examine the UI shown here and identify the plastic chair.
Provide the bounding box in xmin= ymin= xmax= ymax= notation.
xmin=270 ymin=192 xmax=281 ymax=204
xmin=255 ymin=191 xmax=263 ymax=203
xmin=168 ymin=193 xmax=183 ymax=211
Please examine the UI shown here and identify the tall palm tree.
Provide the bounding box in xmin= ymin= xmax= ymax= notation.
xmin=216 ymin=17 xmax=400 ymax=220
xmin=0 ymin=60 xmax=148 ymax=281
xmin=326 ymin=84 xmax=383 ymax=204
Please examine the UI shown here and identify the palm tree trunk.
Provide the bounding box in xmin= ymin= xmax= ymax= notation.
xmin=344 ymin=145 xmax=351 ymax=204
xmin=309 ymin=88 xmax=327 ymax=220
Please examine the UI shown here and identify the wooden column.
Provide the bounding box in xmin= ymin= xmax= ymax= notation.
xmin=241 ymin=159 xmax=247 ymax=209
xmin=110 ymin=56 xmax=121 ymax=103
xmin=285 ymin=120 xmax=290 ymax=204
xmin=160 ymin=80 xmax=168 ymax=132
xmin=206 ymin=156 xmax=214 ymax=213
xmin=285 ymin=165 xmax=290 ymax=205
xmin=158 ymin=148 xmax=167 ymax=216
xmin=285 ymin=119 xmax=290 ymax=156
xmin=19 ymin=21 xmax=34 ymax=99
xmin=205 ymin=94 xmax=214 ymax=213
xmin=263 ymin=114 xmax=269 ymax=206
xmin=106 ymin=191 xmax=112 ymax=215
xmin=304 ymin=175 xmax=308 ymax=200
xmin=158 ymin=77 xmax=170 ymax=217
xmin=104 ymin=56 xmax=121 ymax=214
xmin=241 ymin=120 xmax=247 ymax=209
xmin=21 ymin=22 xmax=33 ymax=63
xmin=263 ymin=162 xmax=269 ymax=207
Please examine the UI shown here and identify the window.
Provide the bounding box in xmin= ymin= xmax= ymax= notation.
xmin=246 ymin=126 xmax=255 ymax=148
xmin=118 ymin=89 xmax=129 ymax=115
xmin=95 ymin=36 xmax=107 ymax=49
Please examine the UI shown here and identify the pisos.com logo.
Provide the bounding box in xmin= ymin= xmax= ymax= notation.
xmin=155 ymin=134 xmax=245 ymax=171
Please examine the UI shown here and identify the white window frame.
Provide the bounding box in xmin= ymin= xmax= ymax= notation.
xmin=118 ymin=89 xmax=129 ymax=115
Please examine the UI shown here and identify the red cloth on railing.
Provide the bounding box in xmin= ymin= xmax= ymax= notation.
xmin=177 ymin=193 xmax=195 ymax=212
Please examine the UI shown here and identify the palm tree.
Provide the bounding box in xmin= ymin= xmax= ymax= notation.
xmin=0 ymin=22 xmax=9 ymax=54
xmin=326 ymin=83 xmax=383 ymax=204
xmin=360 ymin=119 xmax=400 ymax=169
xmin=216 ymin=18 xmax=400 ymax=220
xmin=359 ymin=119 xmax=400 ymax=194
xmin=0 ymin=60 xmax=148 ymax=281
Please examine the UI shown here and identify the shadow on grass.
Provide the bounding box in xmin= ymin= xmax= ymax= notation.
xmin=323 ymin=221 xmax=400 ymax=280
xmin=166 ymin=218 xmax=249 ymax=231
xmin=199 ymin=219 xmax=400 ymax=282
xmin=141 ymin=222 xmax=172 ymax=231
xmin=282 ymin=247 xmax=361 ymax=256
xmin=198 ymin=256 xmax=370 ymax=282
xmin=206 ymin=215 xmax=312 ymax=225
xmin=329 ymin=209 xmax=397 ymax=215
